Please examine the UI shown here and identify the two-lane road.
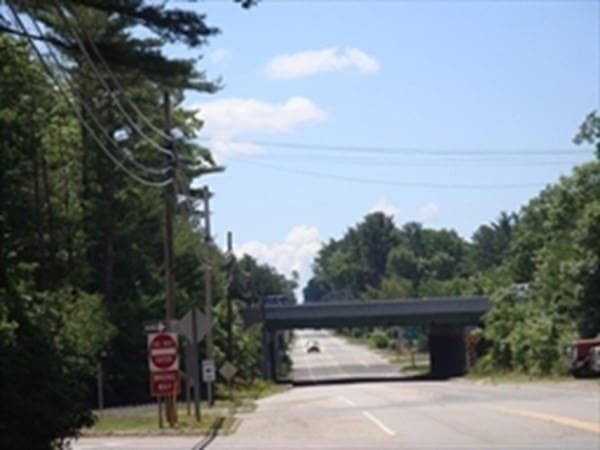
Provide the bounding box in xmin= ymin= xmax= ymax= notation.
xmin=74 ymin=329 xmax=600 ymax=449
xmin=210 ymin=329 xmax=599 ymax=449
xmin=291 ymin=329 xmax=402 ymax=382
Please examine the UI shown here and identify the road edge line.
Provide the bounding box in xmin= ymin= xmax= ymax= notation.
xmin=361 ymin=410 xmax=396 ymax=436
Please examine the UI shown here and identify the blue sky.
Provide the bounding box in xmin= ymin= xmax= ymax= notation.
xmin=177 ymin=0 xmax=599 ymax=294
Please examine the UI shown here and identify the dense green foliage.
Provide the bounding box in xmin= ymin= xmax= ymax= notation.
xmin=1 ymin=35 xmax=115 ymax=448
xmin=305 ymin=161 xmax=600 ymax=376
xmin=305 ymin=212 xmax=483 ymax=301
xmin=0 ymin=1 xmax=289 ymax=448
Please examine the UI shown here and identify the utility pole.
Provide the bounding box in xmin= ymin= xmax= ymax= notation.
xmin=226 ymin=231 xmax=234 ymax=363
xmin=203 ymin=186 xmax=211 ymax=245
xmin=96 ymin=360 xmax=104 ymax=415
xmin=163 ymin=91 xmax=176 ymax=324
xmin=203 ymin=186 xmax=215 ymax=406
xmin=163 ymin=90 xmax=177 ymax=425
xmin=226 ymin=231 xmax=234 ymax=405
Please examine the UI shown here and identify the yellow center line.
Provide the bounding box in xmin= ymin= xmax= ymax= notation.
xmin=489 ymin=405 xmax=600 ymax=434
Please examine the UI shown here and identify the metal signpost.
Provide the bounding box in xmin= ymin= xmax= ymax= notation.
xmin=219 ymin=361 xmax=238 ymax=408
xmin=178 ymin=307 xmax=209 ymax=421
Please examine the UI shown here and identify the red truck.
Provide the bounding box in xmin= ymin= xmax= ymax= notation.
xmin=567 ymin=335 xmax=600 ymax=377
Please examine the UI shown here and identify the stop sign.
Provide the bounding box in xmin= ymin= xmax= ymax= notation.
xmin=148 ymin=332 xmax=178 ymax=372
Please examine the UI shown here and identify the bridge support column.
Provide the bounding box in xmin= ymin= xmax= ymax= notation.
xmin=261 ymin=328 xmax=277 ymax=380
xmin=428 ymin=324 xmax=467 ymax=378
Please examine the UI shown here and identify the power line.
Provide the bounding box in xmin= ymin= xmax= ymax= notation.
xmin=199 ymin=136 xmax=592 ymax=156
xmin=52 ymin=1 xmax=175 ymax=163
xmin=7 ymin=2 xmax=173 ymax=188
xmin=234 ymin=158 xmax=549 ymax=190
xmin=244 ymin=153 xmax=581 ymax=167
xmin=63 ymin=0 xmax=174 ymax=145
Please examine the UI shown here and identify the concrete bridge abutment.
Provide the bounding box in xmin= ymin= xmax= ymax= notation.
xmin=428 ymin=324 xmax=467 ymax=378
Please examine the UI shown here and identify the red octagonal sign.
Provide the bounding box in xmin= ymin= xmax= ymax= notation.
xmin=148 ymin=332 xmax=178 ymax=372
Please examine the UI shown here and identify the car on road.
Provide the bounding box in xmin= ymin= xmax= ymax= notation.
xmin=306 ymin=340 xmax=321 ymax=353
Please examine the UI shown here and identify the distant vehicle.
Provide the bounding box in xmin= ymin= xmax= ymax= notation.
xmin=306 ymin=340 xmax=320 ymax=353
xmin=567 ymin=335 xmax=600 ymax=377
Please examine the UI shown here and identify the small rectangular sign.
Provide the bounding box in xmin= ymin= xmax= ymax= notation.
xmin=150 ymin=370 xmax=180 ymax=396
xmin=202 ymin=359 xmax=216 ymax=382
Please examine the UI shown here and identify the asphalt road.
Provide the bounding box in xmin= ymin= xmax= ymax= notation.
xmin=73 ymin=329 xmax=600 ymax=449
xmin=291 ymin=329 xmax=404 ymax=382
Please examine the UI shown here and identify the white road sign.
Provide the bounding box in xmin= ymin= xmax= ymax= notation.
xmin=202 ymin=359 xmax=216 ymax=382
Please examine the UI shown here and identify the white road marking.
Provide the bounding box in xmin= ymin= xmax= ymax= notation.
xmin=337 ymin=395 xmax=395 ymax=436
xmin=361 ymin=410 xmax=396 ymax=436
xmin=338 ymin=395 xmax=357 ymax=407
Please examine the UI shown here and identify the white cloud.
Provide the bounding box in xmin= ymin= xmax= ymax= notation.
xmin=265 ymin=47 xmax=380 ymax=80
xmin=208 ymin=48 xmax=231 ymax=64
xmin=418 ymin=202 xmax=440 ymax=223
xmin=369 ymin=198 xmax=400 ymax=220
xmin=195 ymin=96 xmax=327 ymax=158
xmin=235 ymin=226 xmax=323 ymax=293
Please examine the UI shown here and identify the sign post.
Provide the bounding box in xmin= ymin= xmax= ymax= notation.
xmin=220 ymin=361 xmax=237 ymax=410
xmin=148 ymin=332 xmax=180 ymax=426
xmin=179 ymin=307 xmax=209 ymax=421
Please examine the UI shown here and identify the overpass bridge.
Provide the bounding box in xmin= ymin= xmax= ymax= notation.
xmin=244 ymin=296 xmax=491 ymax=379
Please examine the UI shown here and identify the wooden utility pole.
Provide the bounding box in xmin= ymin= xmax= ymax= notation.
xmin=163 ymin=91 xmax=176 ymax=324
xmin=162 ymin=91 xmax=177 ymax=425
xmin=226 ymin=231 xmax=234 ymax=405
xmin=226 ymin=231 xmax=233 ymax=363
xmin=203 ymin=186 xmax=215 ymax=406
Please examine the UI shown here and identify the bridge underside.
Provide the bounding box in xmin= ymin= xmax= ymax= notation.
xmin=261 ymin=297 xmax=489 ymax=331
xmin=254 ymin=297 xmax=489 ymax=380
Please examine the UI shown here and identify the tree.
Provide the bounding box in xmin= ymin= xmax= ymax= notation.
xmin=471 ymin=212 xmax=518 ymax=271
xmin=303 ymin=277 xmax=331 ymax=303
xmin=0 ymin=35 xmax=112 ymax=449
xmin=481 ymin=161 xmax=600 ymax=374
xmin=309 ymin=213 xmax=398 ymax=299
xmin=1 ymin=1 xmax=268 ymax=446
xmin=574 ymin=110 xmax=600 ymax=159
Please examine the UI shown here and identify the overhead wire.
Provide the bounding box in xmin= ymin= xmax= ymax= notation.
xmin=240 ymin=153 xmax=581 ymax=168
xmin=61 ymin=0 xmax=174 ymax=145
xmin=7 ymin=2 xmax=173 ymax=188
xmin=52 ymin=0 xmax=216 ymax=225
xmin=234 ymin=158 xmax=548 ymax=190
xmin=198 ymin=136 xmax=592 ymax=157
xmin=52 ymin=0 xmax=175 ymax=162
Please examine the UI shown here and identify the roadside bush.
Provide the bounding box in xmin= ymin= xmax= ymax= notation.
xmin=0 ymin=280 xmax=112 ymax=450
xmin=369 ymin=329 xmax=390 ymax=349
xmin=479 ymin=289 xmax=578 ymax=375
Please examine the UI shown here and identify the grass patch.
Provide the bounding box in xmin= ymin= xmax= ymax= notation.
xmin=387 ymin=352 xmax=429 ymax=366
xmin=84 ymin=380 xmax=290 ymax=437
xmin=84 ymin=404 xmax=235 ymax=436
xmin=401 ymin=363 xmax=430 ymax=376
xmin=230 ymin=379 xmax=290 ymax=400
